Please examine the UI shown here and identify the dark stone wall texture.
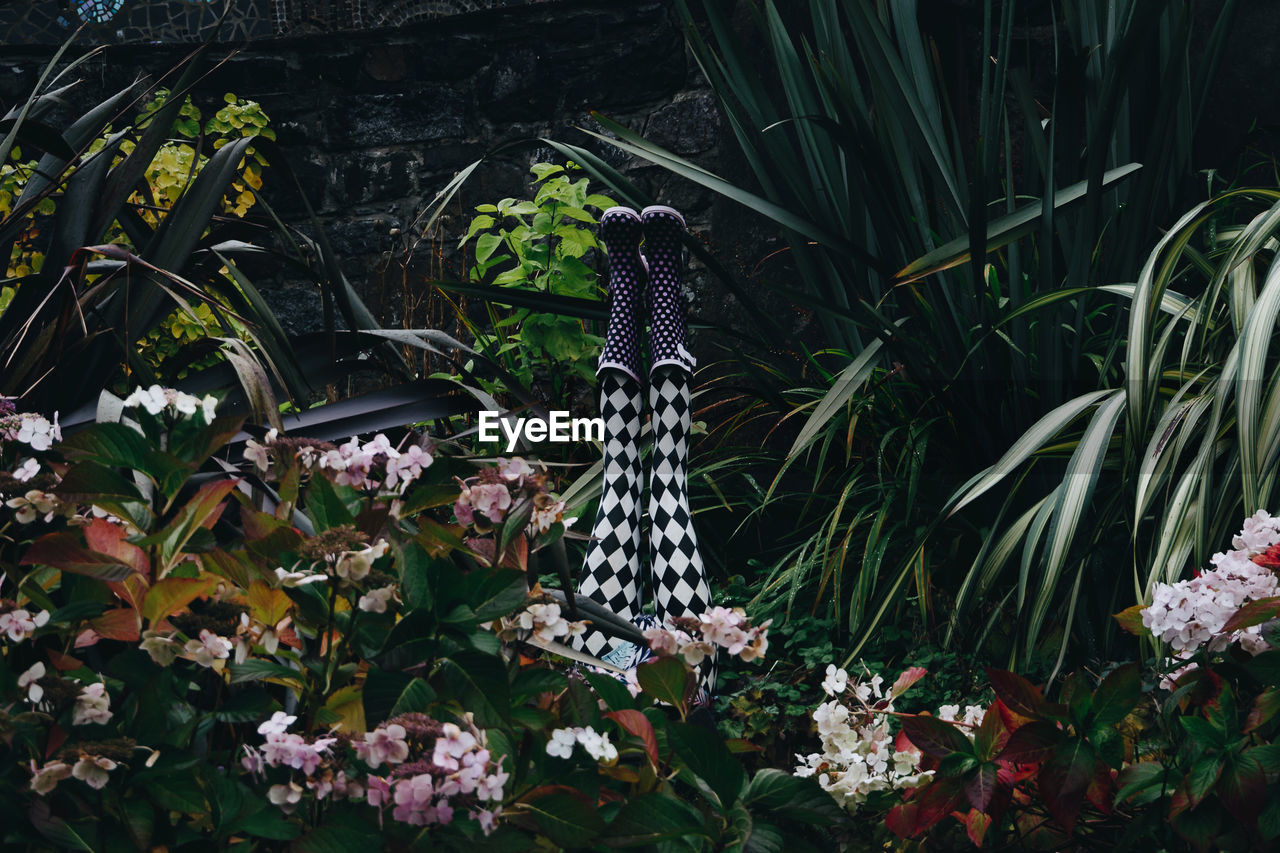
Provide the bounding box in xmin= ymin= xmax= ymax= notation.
xmin=0 ymin=2 xmax=776 ymax=359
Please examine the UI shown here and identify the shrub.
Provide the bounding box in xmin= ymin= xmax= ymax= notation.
xmin=0 ymin=390 xmax=842 ymax=849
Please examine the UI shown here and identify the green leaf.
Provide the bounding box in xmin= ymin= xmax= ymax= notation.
xmin=895 ymin=163 xmax=1143 ymax=284
xmin=55 ymin=460 xmax=145 ymax=503
xmin=1186 ymin=754 xmax=1224 ymax=808
xmin=305 ymin=474 xmax=355 ymax=531
xmin=236 ymin=808 xmax=300 ymax=841
xmin=475 ymin=232 xmax=503 ymax=264
xmin=438 ymin=651 xmax=510 ymax=727
xmin=1180 ymin=716 xmax=1227 ymax=749
xmin=465 ymin=568 xmax=527 ymax=621
xmin=787 ymin=329 xmax=895 ymax=459
xmin=1115 ymin=762 xmax=1167 ymax=805
xmin=742 ymin=768 xmax=844 ymax=825
xmin=524 ymin=793 xmax=607 ymax=848
xmin=1091 ymin=663 xmax=1141 ymax=728
xmin=636 ymin=656 xmax=695 ymax=710
xmin=228 ymin=659 xmax=305 ymax=688
xmin=584 ymin=670 xmax=635 ymax=712
xmin=512 ymin=667 xmax=568 ymax=699
xmin=606 ymin=793 xmax=710 ymax=846
xmin=668 ymin=720 xmax=747 ymax=811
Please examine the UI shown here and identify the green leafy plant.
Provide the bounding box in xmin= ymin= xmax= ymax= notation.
xmin=452 ymin=162 xmax=614 ymax=402
xmin=566 ymin=0 xmax=1239 ymax=667
xmin=0 ymin=389 xmax=843 ymax=849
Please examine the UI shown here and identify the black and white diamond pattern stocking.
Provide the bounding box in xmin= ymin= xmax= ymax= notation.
xmin=575 ymin=371 xmax=645 ymax=658
xmin=648 ymin=368 xmax=715 ymax=695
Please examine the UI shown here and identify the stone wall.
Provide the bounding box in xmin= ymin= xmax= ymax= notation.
xmin=1 ymin=1 xmax=770 ymax=357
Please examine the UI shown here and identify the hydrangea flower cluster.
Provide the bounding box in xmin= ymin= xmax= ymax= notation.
xmin=1141 ymin=510 xmax=1280 ymax=655
xmin=794 ymin=665 xmax=932 ymax=812
xmin=242 ymin=712 xmax=506 ymax=836
xmin=122 ymin=385 xmax=217 ymax=422
xmin=0 ymin=410 xmax=61 ymax=451
xmin=244 ymin=430 xmax=432 ymax=495
xmin=545 ymin=726 xmax=619 ymax=762
xmin=642 ymin=606 xmax=771 ymax=665
xmin=453 ymin=458 xmax=566 ymax=539
xmin=493 ymin=598 xmax=588 ymax=645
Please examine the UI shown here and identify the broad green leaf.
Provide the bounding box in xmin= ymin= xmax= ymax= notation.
xmin=524 ymin=793 xmax=607 ymax=847
xmin=636 ymin=656 xmax=695 ymax=710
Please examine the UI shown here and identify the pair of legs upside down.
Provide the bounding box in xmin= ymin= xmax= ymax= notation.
xmin=572 ymin=205 xmax=715 ymax=701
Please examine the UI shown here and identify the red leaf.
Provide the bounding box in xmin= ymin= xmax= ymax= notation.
xmin=964 ymin=763 xmax=999 ymax=812
xmin=605 ymin=710 xmax=659 ymax=766
xmin=890 ymin=666 xmax=928 ymax=699
xmin=973 ymin=705 xmax=1008 ymax=760
xmin=1037 ymin=740 xmax=1097 ymax=834
xmin=45 ymin=650 xmax=82 ymax=671
xmin=964 ymin=809 xmax=993 ymax=847
xmin=1218 ymin=755 xmax=1265 ymax=825
xmin=89 ymin=608 xmax=140 ymax=642
xmin=901 ymin=714 xmax=974 ymax=759
xmin=996 ymin=721 xmax=1062 ymax=764
xmin=44 ymin=725 xmax=66 ymax=760
xmin=82 ymin=518 xmax=149 ymax=576
xmin=1085 ymin=762 xmax=1115 ymax=815
xmin=1222 ymin=597 xmax=1280 ymax=633
xmin=886 ymin=779 xmax=965 ymax=838
xmin=994 ymin=697 xmax=1037 ymax=732
xmin=21 ymin=532 xmax=140 ymax=581
xmin=1245 ymin=687 xmax=1280 ymax=733
xmin=986 ymin=669 xmax=1061 ymax=719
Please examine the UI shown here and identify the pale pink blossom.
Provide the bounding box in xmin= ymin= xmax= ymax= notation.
xmin=18 ymin=662 xmax=44 ymax=702
xmin=73 ymin=683 xmax=112 ymax=725
xmin=72 ymin=756 xmax=116 ymax=789
xmin=30 ymin=760 xmax=71 ymax=795
xmin=355 ymin=723 xmax=410 ymax=768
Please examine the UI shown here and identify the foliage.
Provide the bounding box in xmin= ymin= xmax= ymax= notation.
xmin=570 ymin=0 xmax=1240 ymax=666
xmin=942 ymin=188 xmax=1280 ymax=670
xmin=453 ymin=162 xmax=614 ymax=403
xmin=0 ymin=391 xmax=842 ymax=849
xmin=780 ymin=512 xmax=1280 ymax=850
xmin=0 ymin=43 xmax=307 ymax=423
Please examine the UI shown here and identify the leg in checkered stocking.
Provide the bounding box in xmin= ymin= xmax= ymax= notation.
xmin=574 ymin=371 xmax=645 ymax=659
xmin=647 ymin=367 xmax=716 ymax=698
xmin=575 ymin=207 xmax=647 ymax=659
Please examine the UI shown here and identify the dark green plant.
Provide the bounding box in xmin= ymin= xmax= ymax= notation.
xmin=567 ymin=0 xmax=1239 ymax=666
xmin=0 ymin=43 xmax=306 ymax=423
xmin=448 ymin=163 xmax=613 ymax=403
